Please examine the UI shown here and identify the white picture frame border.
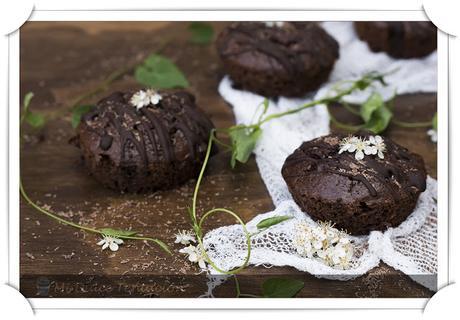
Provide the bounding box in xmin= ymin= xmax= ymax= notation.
xmin=9 ymin=9 xmax=449 ymax=310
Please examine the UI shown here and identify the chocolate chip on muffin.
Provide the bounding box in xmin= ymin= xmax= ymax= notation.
xmin=281 ymin=131 xmax=427 ymax=235
xmin=354 ymin=21 xmax=437 ymax=59
xmin=216 ymin=22 xmax=339 ymax=97
xmin=75 ymin=89 xmax=214 ymax=193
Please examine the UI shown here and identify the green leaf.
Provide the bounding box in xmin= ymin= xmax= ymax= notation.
xmin=432 ymin=112 xmax=437 ymax=130
xmin=188 ymin=22 xmax=214 ymax=45
xmin=360 ymin=93 xmax=393 ymax=134
xmin=256 ymin=216 xmax=292 ymax=230
xmin=151 ymin=238 xmax=172 ymax=255
xmin=134 ymin=54 xmax=189 ymax=89
xmin=229 ymin=126 xmax=262 ymax=168
xmin=262 ymin=278 xmax=304 ymax=298
xmin=23 ymin=92 xmax=34 ymax=112
xmin=354 ymin=72 xmax=387 ymax=91
xmin=360 ymin=93 xmax=384 ymax=123
xmin=363 ymin=105 xmax=392 ymax=134
xmin=25 ymin=112 xmax=45 ymax=128
xmin=99 ymin=228 xmax=138 ymax=237
xmin=71 ymin=105 xmax=94 ymax=128
xmin=21 ymin=91 xmax=46 ymax=129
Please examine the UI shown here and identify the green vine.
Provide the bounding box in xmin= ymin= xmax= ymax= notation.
xmin=187 ymin=70 xmax=437 ymax=278
xmin=20 ymin=94 xmax=171 ymax=255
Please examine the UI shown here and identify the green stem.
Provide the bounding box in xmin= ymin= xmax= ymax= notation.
xmin=39 ymin=64 xmax=134 ymax=123
xmin=45 ymin=39 xmax=171 ymax=122
xmin=233 ymin=275 xmax=262 ymax=298
xmin=234 ymin=275 xmax=241 ymax=298
xmin=196 ymin=207 xmax=252 ymax=275
xmin=212 ymin=135 xmax=232 ymax=150
xmin=327 ymin=106 xmax=363 ymax=131
xmin=20 ymin=178 xmax=171 ymax=254
xmin=20 ymin=179 xmax=101 ymax=234
xmin=192 ymin=129 xmax=216 ymax=222
xmin=239 ymin=293 xmax=261 ymax=298
xmin=253 ymin=79 xmax=368 ymax=128
xmin=256 ymin=97 xmax=331 ymax=127
xmin=341 ymin=101 xmax=361 ymax=116
xmin=392 ymin=119 xmax=432 ymax=128
xmin=190 ymin=129 xmax=252 ymax=275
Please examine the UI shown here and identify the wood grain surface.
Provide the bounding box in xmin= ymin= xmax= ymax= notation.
xmin=19 ymin=22 xmax=437 ymax=298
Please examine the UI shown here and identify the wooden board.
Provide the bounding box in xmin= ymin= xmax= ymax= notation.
xmin=19 ymin=22 xmax=437 ymax=298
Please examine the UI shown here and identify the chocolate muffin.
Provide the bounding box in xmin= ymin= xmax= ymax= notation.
xmin=75 ymin=89 xmax=214 ymax=193
xmin=281 ymin=131 xmax=427 ymax=235
xmin=354 ymin=21 xmax=437 ymax=59
xmin=216 ymin=22 xmax=339 ymax=97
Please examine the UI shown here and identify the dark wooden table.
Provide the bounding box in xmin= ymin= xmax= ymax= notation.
xmin=19 ymin=22 xmax=437 ymax=298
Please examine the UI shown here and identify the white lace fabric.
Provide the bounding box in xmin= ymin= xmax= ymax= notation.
xmin=204 ymin=22 xmax=438 ymax=291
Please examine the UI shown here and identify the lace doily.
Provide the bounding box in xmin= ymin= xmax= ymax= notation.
xmin=204 ymin=22 xmax=438 ymax=291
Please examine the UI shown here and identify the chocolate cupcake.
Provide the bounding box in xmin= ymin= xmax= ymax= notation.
xmin=75 ymin=89 xmax=214 ymax=193
xmin=281 ymin=131 xmax=427 ymax=235
xmin=216 ymin=22 xmax=339 ymax=97
xmin=354 ymin=21 xmax=437 ymax=59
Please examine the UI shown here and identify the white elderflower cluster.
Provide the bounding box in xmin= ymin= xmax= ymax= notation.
xmin=129 ymin=89 xmax=162 ymax=110
xmin=264 ymin=21 xmax=285 ymax=28
xmin=338 ymin=135 xmax=386 ymax=160
xmin=293 ymin=221 xmax=354 ymax=269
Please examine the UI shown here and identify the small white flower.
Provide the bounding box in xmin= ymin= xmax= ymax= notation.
xmin=368 ymin=135 xmax=386 ymax=159
xmin=353 ymin=138 xmax=372 ymax=160
xmin=338 ymin=136 xmax=359 ymax=154
xmin=130 ymin=90 xmax=150 ymax=110
xmin=130 ymin=89 xmax=162 ymax=110
xmin=179 ymin=245 xmax=207 ymax=270
xmin=97 ymin=235 xmax=123 ymax=252
xmin=174 ymin=230 xmax=196 ymax=245
xmin=146 ymin=89 xmax=162 ymax=105
xmin=264 ymin=21 xmax=285 ymax=28
xmin=333 ymin=243 xmax=354 ymax=269
xmin=316 ymin=249 xmax=328 ymax=260
xmin=312 ymin=227 xmax=326 ymax=242
xmin=427 ymin=129 xmax=437 ymax=143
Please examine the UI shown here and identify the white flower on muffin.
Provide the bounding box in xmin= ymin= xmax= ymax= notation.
xmin=338 ymin=136 xmax=361 ymax=155
xmin=427 ymin=129 xmax=437 ymax=143
xmin=338 ymin=135 xmax=386 ymax=160
xmin=97 ymin=235 xmax=123 ymax=252
xmin=367 ymin=135 xmax=386 ymax=159
xmin=264 ymin=21 xmax=285 ymax=28
xmin=130 ymin=89 xmax=162 ymax=110
xmin=293 ymin=221 xmax=354 ymax=269
xmin=179 ymin=245 xmax=207 ymax=270
xmin=174 ymin=230 xmax=196 ymax=245
xmin=146 ymin=89 xmax=162 ymax=105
